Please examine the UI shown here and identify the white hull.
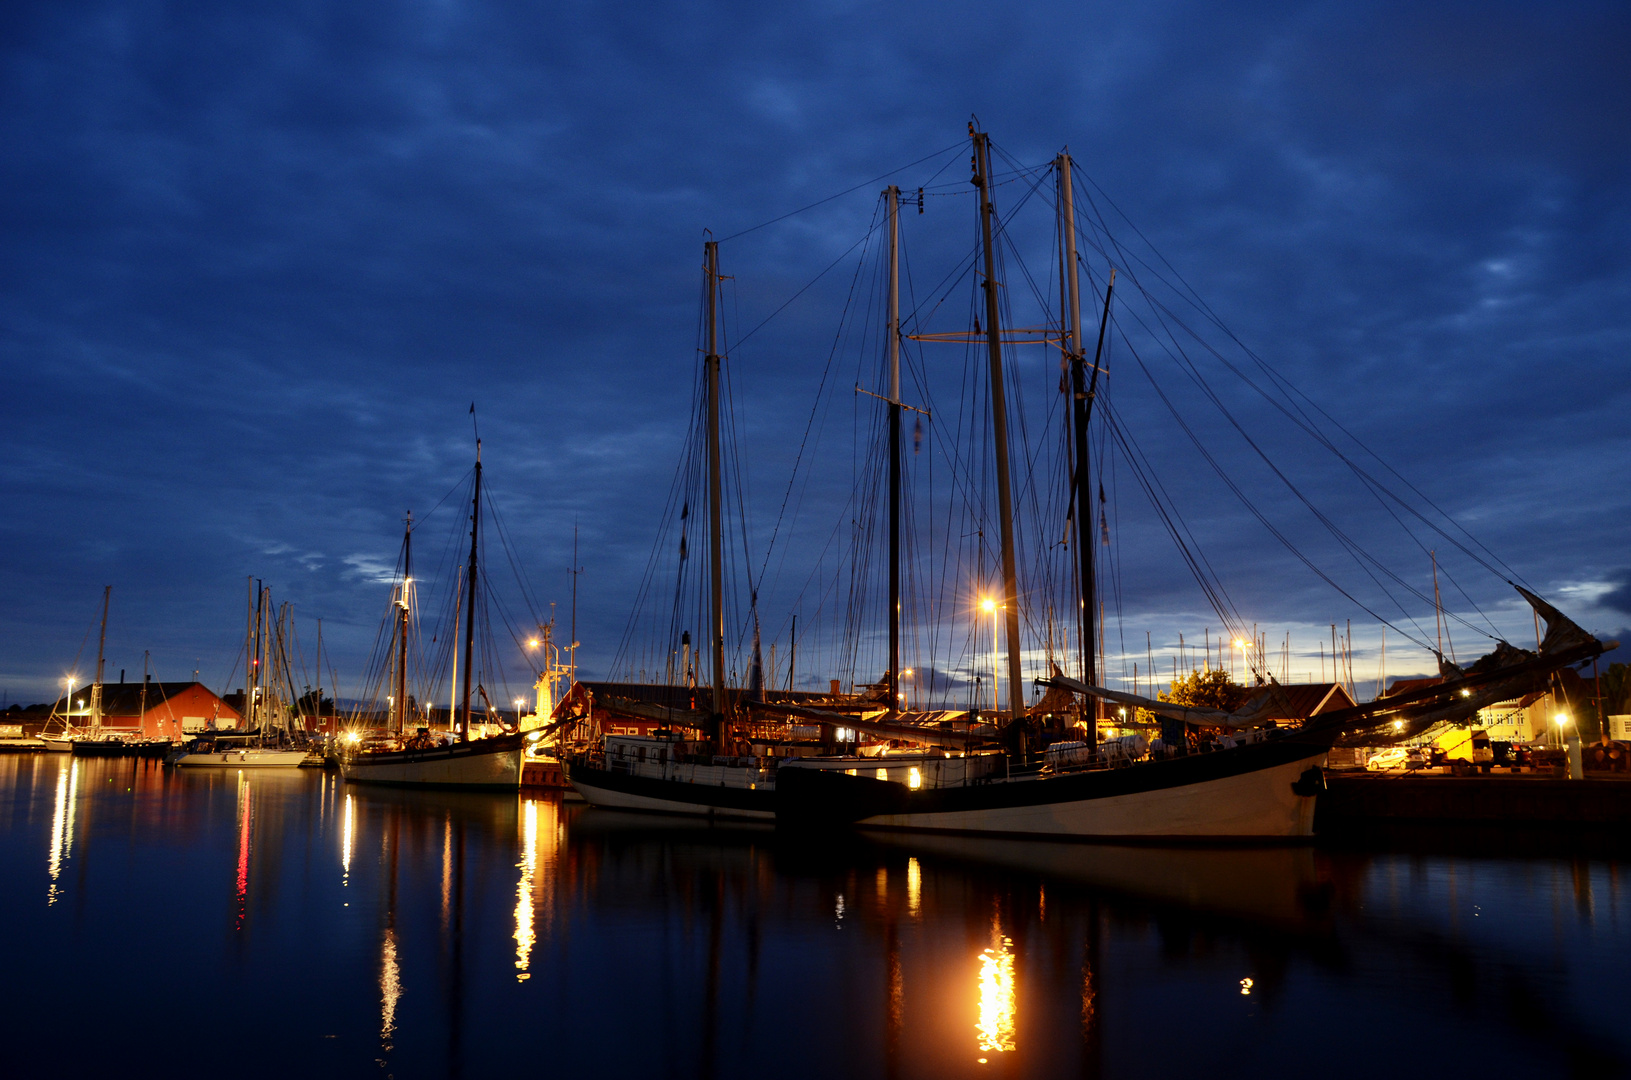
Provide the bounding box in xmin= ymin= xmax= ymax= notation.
xmin=853 ymin=750 xmax=1326 ymax=838
xmin=340 ymin=739 xmax=523 ymax=789
xmin=175 ymin=749 xmax=308 ymax=768
xmin=40 ymin=735 xmax=76 ymax=752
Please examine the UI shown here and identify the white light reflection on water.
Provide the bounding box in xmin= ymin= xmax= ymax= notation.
xmin=907 ymin=857 xmax=921 ymax=916
xmin=976 ymin=929 xmax=1016 ymax=1060
xmin=514 ymin=798 xmax=538 ymax=980
xmin=341 ymin=792 xmax=354 ymax=884
xmin=46 ymin=760 xmax=78 ymax=905
xmin=379 ymin=925 xmax=401 ymax=1048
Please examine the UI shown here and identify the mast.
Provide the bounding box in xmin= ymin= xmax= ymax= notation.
xmin=886 ymin=185 xmax=902 ymax=717
xmin=396 ymin=515 xmax=412 ymax=734
xmin=90 ymin=585 xmax=110 ymax=734
xmin=139 ymin=650 xmax=149 ymax=733
xmin=971 ymin=126 xmax=1026 ymax=725
xmin=243 ymin=578 xmax=255 ymax=733
xmin=705 ymin=240 xmax=727 ymax=744
xmin=447 ymin=565 xmax=461 ymax=734
xmin=1063 ymin=150 xmax=1115 ymax=749
xmin=460 ymin=446 xmax=481 ymax=742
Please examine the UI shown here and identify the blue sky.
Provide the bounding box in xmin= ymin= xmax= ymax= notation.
xmin=3 ymin=1 xmax=1627 ymax=707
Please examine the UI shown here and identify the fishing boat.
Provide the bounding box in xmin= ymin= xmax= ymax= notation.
xmin=338 ymin=444 xmax=525 ymax=790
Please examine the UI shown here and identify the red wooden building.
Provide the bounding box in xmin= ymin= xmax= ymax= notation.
xmin=54 ymin=681 xmax=242 ymax=740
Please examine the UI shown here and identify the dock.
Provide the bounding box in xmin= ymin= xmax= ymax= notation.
xmin=1318 ymin=770 xmax=1631 ymax=831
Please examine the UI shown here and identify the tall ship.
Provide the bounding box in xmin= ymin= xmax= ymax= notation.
xmin=568 ymin=125 xmax=1613 ymax=837
xmin=337 ymin=440 xmax=526 ymax=790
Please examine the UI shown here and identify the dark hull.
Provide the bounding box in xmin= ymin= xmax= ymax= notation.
xmin=777 ymin=735 xmax=1331 ymax=840
xmin=71 ymin=739 xmax=171 ymax=758
xmin=564 ymin=759 xmax=777 ymax=819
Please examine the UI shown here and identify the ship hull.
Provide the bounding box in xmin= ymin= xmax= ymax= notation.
xmin=777 ymin=739 xmax=1328 ymax=840
xmin=175 ymin=749 xmax=308 ymax=768
xmin=565 ymin=759 xmax=776 ymax=820
xmin=339 ymin=734 xmax=524 ymax=790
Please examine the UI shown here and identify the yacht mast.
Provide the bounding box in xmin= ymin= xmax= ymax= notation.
xmin=886 ymin=185 xmax=902 ymax=717
xmin=243 ymin=577 xmax=255 ymax=733
xmin=971 ymin=126 xmax=1026 ymax=725
xmin=704 ymin=240 xmax=727 ymax=746
xmin=91 ymin=585 xmax=109 ymax=734
xmin=460 ymin=445 xmax=481 ymax=742
xmin=395 ymin=515 xmax=412 ymax=735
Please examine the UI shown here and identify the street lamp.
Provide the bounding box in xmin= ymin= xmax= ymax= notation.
xmin=981 ymin=597 xmax=999 ymax=713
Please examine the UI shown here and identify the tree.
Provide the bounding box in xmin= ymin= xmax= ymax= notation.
xmin=1160 ymin=668 xmax=1250 ymax=713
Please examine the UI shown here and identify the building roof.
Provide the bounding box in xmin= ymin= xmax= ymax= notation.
xmin=561 ymin=680 xmax=834 ymax=714
xmin=52 ymin=681 xmax=234 ymax=718
xmin=1385 ymin=676 xmax=1443 ymax=697
xmin=1259 ymin=682 xmax=1357 ymax=720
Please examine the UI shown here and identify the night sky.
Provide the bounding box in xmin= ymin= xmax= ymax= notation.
xmin=3 ymin=1 xmax=1628 ymax=709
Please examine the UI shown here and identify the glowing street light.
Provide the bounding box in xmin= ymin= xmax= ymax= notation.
xmin=980 ymin=597 xmax=1000 ymax=713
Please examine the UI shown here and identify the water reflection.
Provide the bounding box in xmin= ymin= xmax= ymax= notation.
xmin=233 ymin=771 xmax=252 ymax=930
xmin=341 ymin=791 xmax=354 ymax=885
xmin=975 ymin=926 xmax=1016 ymax=1060
xmin=514 ymin=798 xmax=537 ymax=980
xmin=46 ymin=759 xmax=77 ymax=905
xmin=4 ymin=756 xmax=1629 ymax=1080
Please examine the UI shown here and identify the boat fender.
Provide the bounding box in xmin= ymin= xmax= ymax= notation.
xmin=1290 ymin=766 xmax=1325 ymax=798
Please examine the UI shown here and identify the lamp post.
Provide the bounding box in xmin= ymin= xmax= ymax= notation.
xmin=981 ymin=598 xmax=999 ymax=714
xmin=65 ymin=677 xmax=75 ymax=726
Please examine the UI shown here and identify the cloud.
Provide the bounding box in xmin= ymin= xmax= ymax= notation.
xmin=1600 ymin=571 xmax=1631 ymax=616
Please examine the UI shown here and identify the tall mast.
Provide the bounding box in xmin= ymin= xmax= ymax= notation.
xmin=447 ymin=565 xmax=460 ymax=734
xmin=1060 ymin=152 xmax=1112 ymax=751
xmin=244 ymin=577 xmax=255 ymax=732
xmin=460 ymin=445 xmax=481 ymax=742
xmin=396 ymin=515 xmax=412 ymax=734
xmin=704 ymin=240 xmax=727 ymax=743
xmin=254 ymin=583 xmax=266 ymax=734
xmin=971 ymin=126 xmax=1026 ymax=725
xmin=886 ymin=185 xmax=902 ymax=717
xmin=90 ymin=585 xmax=110 ymax=733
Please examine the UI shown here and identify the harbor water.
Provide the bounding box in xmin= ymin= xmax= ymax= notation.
xmin=2 ymin=754 xmax=1627 ymax=1079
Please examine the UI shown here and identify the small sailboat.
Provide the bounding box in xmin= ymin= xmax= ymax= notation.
xmin=176 ymin=582 xmax=305 ymax=768
xmin=42 ymin=587 xmax=111 ymax=752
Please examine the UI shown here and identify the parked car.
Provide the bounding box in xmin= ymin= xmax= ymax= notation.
xmin=1366 ymin=746 xmax=1409 ymax=770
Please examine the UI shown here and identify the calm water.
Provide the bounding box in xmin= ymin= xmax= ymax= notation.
xmin=2 ymin=755 xmax=1628 ymax=1079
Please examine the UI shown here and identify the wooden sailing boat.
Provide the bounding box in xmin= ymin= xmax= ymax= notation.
xmin=774 ymin=127 xmax=1613 ymax=837
xmin=565 ymin=241 xmax=783 ymax=818
xmin=572 ymin=126 xmax=1614 ymax=836
xmin=339 ymin=442 xmax=525 ymax=790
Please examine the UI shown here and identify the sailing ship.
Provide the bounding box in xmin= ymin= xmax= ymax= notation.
xmin=571 ymin=125 xmax=1614 ymax=837
xmin=338 ymin=443 xmax=525 ymax=790
xmin=175 ymin=582 xmax=306 ymax=768
xmin=41 ymin=587 xmax=111 ymax=752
